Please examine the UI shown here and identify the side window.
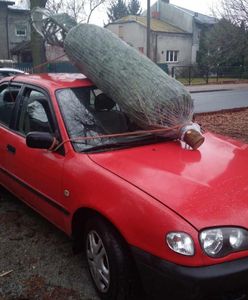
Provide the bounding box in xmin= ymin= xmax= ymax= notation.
xmin=0 ymin=84 xmax=21 ymax=127
xmin=18 ymin=89 xmax=53 ymax=135
xmin=89 ymin=89 xmax=120 ymax=112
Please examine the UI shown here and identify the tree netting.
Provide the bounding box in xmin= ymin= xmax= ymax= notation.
xmin=32 ymin=8 xmax=77 ymax=47
xmin=31 ymin=7 xmax=205 ymax=149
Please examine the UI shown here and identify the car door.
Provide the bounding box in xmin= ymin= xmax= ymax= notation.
xmin=2 ymin=84 xmax=69 ymax=231
xmin=0 ymin=82 xmax=22 ymax=184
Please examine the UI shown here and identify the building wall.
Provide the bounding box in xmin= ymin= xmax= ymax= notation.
xmin=0 ymin=3 xmax=30 ymax=61
xmin=191 ymin=22 xmax=201 ymax=64
xmin=151 ymin=1 xmax=194 ymax=33
xmin=8 ymin=9 xmax=30 ymax=52
xmin=191 ymin=22 xmax=213 ymax=64
xmin=106 ymin=22 xmax=193 ymax=71
xmin=156 ymin=33 xmax=192 ymax=67
xmin=0 ymin=3 xmax=9 ymax=59
xmin=107 ymin=22 xmax=147 ymax=54
xmin=150 ymin=1 xmax=217 ymax=64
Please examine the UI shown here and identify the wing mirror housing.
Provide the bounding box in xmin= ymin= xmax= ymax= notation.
xmin=26 ymin=132 xmax=58 ymax=150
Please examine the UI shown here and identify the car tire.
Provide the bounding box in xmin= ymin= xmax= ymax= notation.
xmin=84 ymin=216 xmax=139 ymax=300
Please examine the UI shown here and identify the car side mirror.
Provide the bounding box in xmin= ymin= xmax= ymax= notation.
xmin=26 ymin=132 xmax=58 ymax=150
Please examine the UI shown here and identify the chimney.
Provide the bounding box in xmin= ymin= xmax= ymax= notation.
xmin=152 ymin=11 xmax=160 ymax=19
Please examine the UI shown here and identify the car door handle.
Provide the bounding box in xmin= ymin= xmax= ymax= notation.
xmin=7 ymin=144 xmax=16 ymax=154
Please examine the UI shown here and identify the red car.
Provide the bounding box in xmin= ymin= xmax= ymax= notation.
xmin=1 ymin=73 xmax=248 ymax=300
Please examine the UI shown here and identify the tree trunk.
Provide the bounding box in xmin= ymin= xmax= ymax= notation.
xmin=30 ymin=0 xmax=47 ymax=73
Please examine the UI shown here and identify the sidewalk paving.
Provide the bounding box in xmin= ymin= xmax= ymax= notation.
xmin=189 ymin=82 xmax=248 ymax=113
xmin=185 ymin=83 xmax=248 ymax=93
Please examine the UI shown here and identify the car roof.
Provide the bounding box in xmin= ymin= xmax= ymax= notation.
xmin=0 ymin=68 xmax=25 ymax=73
xmin=2 ymin=73 xmax=94 ymax=90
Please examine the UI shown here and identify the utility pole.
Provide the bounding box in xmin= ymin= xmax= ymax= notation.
xmin=146 ymin=0 xmax=151 ymax=58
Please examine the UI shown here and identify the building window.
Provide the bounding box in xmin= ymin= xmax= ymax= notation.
xmin=15 ymin=25 xmax=27 ymax=37
xmin=166 ymin=50 xmax=179 ymax=62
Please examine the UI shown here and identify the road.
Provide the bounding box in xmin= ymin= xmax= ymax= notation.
xmin=191 ymin=88 xmax=248 ymax=113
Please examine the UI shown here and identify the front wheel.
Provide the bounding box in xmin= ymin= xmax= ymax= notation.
xmin=84 ymin=216 xmax=140 ymax=300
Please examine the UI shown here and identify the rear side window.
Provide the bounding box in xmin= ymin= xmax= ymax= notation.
xmin=0 ymin=84 xmax=21 ymax=127
xmin=17 ymin=88 xmax=54 ymax=135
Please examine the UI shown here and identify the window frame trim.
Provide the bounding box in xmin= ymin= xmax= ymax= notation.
xmin=0 ymin=81 xmax=24 ymax=129
xmin=166 ymin=50 xmax=179 ymax=63
xmin=18 ymin=90 xmax=54 ymax=135
xmin=15 ymin=25 xmax=27 ymax=37
xmin=0 ymin=81 xmax=65 ymax=155
xmin=17 ymin=84 xmax=61 ymax=137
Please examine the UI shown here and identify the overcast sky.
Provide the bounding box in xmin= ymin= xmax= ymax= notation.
xmin=16 ymin=0 xmax=219 ymax=25
xmin=92 ymin=0 xmax=219 ymax=26
xmin=147 ymin=0 xmax=218 ymax=15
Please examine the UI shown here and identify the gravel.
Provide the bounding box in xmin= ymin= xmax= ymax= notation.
xmin=195 ymin=108 xmax=248 ymax=144
xmin=0 ymin=189 xmax=99 ymax=300
xmin=0 ymin=108 xmax=248 ymax=300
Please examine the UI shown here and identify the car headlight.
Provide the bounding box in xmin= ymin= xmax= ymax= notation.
xmin=200 ymin=227 xmax=248 ymax=257
xmin=166 ymin=232 xmax=194 ymax=256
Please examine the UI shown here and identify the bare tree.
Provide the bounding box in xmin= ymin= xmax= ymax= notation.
xmin=218 ymin=0 xmax=248 ymax=26
xmin=17 ymin=0 xmax=108 ymax=72
xmin=15 ymin=0 xmax=48 ymax=72
xmin=18 ymin=0 xmax=108 ymax=23
xmin=207 ymin=0 xmax=248 ymax=67
xmin=86 ymin=0 xmax=105 ymax=23
xmin=30 ymin=0 xmax=48 ymax=72
xmin=45 ymin=0 xmax=108 ymax=23
xmin=46 ymin=0 xmax=64 ymax=13
xmin=65 ymin=0 xmax=86 ymax=22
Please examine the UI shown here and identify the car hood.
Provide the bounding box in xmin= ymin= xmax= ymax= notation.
xmin=88 ymin=132 xmax=248 ymax=230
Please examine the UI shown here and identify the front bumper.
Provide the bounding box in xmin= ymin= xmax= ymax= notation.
xmin=131 ymin=246 xmax=248 ymax=300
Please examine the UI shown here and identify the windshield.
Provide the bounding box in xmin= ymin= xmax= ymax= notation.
xmin=56 ymin=87 xmax=168 ymax=152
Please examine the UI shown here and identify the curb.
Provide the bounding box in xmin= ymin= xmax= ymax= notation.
xmin=194 ymin=107 xmax=248 ymax=115
xmin=189 ymin=88 xmax=231 ymax=94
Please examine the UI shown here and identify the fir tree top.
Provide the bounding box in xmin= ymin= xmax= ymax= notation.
xmin=128 ymin=0 xmax=142 ymax=15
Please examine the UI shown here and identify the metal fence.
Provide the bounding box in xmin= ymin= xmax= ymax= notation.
xmin=11 ymin=62 xmax=79 ymax=73
xmin=13 ymin=63 xmax=32 ymax=73
xmin=5 ymin=62 xmax=248 ymax=86
xmin=171 ymin=65 xmax=248 ymax=85
xmin=7 ymin=62 xmax=168 ymax=75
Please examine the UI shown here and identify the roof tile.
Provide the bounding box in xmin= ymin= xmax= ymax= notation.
xmin=114 ymin=15 xmax=186 ymax=33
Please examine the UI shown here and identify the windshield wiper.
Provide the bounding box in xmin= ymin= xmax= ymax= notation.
xmin=82 ymin=142 xmax=129 ymax=153
xmin=81 ymin=134 xmax=169 ymax=153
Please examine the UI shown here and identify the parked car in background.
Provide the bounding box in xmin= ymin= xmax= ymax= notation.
xmin=1 ymin=73 xmax=248 ymax=300
xmin=0 ymin=68 xmax=28 ymax=79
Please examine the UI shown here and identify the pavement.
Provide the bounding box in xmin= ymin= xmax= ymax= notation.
xmin=187 ymin=82 xmax=248 ymax=113
xmin=185 ymin=82 xmax=248 ymax=93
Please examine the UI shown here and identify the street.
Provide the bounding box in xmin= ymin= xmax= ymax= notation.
xmin=192 ymin=88 xmax=248 ymax=113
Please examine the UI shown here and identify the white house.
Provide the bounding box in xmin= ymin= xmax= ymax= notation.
xmin=106 ymin=0 xmax=217 ymax=71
